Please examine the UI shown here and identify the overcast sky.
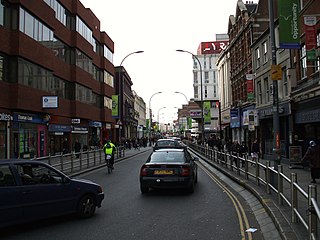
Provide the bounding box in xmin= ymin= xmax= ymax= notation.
xmin=80 ymin=0 xmax=258 ymax=124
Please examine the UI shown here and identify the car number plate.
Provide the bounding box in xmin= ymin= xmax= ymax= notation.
xmin=154 ymin=170 xmax=173 ymax=175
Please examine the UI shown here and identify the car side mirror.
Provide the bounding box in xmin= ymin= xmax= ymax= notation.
xmin=193 ymin=157 xmax=199 ymax=161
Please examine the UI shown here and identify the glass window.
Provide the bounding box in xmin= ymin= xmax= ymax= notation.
xmin=76 ymin=49 xmax=92 ymax=74
xmin=0 ymin=55 xmax=3 ymax=81
xmin=300 ymin=45 xmax=307 ymax=78
xmin=263 ymin=41 xmax=268 ymax=63
xmin=282 ymin=66 xmax=288 ymax=97
xmin=103 ymin=45 xmax=113 ymax=63
xmin=255 ymin=48 xmax=260 ymax=69
xmin=257 ymin=81 xmax=262 ymax=104
xmin=76 ymin=16 xmax=94 ymax=48
xmin=264 ymin=77 xmax=270 ymax=103
xmin=104 ymin=96 xmax=112 ymax=109
xmin=0 ymin=165 xmax=16 ymax=187
xmin=15 ymin=163 xmax=63 ymax=185
xmin=0 ymin=1 xmax=4 ymax=26
xmin=193 ymin=72 xmax=198 ymax=83
xmin=75 ymin=84 xmax=92 ymax=104
xmin=24 ymin=11 xmax=34 ymax=38
xmin=150 ymin=152 xmax=185 ymax=163
xmin=103 ymin=70 xmax=114 ymax=87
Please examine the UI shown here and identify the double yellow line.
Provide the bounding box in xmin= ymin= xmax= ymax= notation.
xmin=198 ymin=163 xmax=253 ymax=240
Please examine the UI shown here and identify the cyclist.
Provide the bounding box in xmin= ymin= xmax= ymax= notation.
xmin=103 ymin=140 xmax=116 ymax=169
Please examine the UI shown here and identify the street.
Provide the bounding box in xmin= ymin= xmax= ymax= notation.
xmin=2 ymin=150 xmax=269 ymax=240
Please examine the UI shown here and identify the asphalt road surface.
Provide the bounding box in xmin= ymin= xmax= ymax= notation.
xmin=2 ymin=149 xmax=269 ymax=240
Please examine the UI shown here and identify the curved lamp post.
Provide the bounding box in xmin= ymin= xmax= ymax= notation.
xmin=157 ymin=107 xmax=167 ymax=133
xmin=176 ymin=49 xmax=204 ymax=143
xmin=149 ymin=92 xmax=162 ymax=143
xmin=118 ymin=50 xmax=144 ymax=144
xmin=174 ymin=91 xmax=189 ymax=104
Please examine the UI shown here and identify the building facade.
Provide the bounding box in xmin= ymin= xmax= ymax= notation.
xmin=0 ymin=0 xmax=115 ymax=158
xmin=133 ymin=90 xmax=146 ymax=139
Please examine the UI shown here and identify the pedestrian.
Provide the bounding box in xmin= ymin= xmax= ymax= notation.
xmin=62 ymin=138 xmax=69 ymax=154
xmin=240 ymin=141 xmax=248 ymax=167
xmin=301 ymin=140 xmax=320 ymax=183
xmin=74 ymin=138 xmax=81 ymax=158
xmin=251 ymin=139 xmax=260 ymax=165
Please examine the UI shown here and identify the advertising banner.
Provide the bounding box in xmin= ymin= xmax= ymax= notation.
xmin=112 ymin=95 xmax=119 ymax=118
xmin=246 ymin=74 xmax=254 ymax=101
xmin=204 ymin=101 xmax=211 ymax=124
xmin=304 ymin=16 xmax=317 ymax=61
xmin=278 ymin=0 xmax=300 ymax=49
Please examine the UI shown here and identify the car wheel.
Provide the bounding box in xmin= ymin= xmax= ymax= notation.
xmin=77 ymin=195 xmax=96 ymax=218
xmin=140 ymin=184 xmax=149 ymax=194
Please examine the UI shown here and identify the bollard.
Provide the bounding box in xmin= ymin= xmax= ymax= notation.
xmin=60 ymin=153 xmax=64 ymax=172
xmin=93 ymin=150 xmax=96 ymax=166
xmin=266 ymin=161 xmax=270 ymax=194
xmin=278 ymin=165 xmax=283 ymax=205
xmin=70 ymin=152 xmax=74 ymax=173
xmin=236 ymin=154 xmax=240 ymax=175
xmin=244 ymin=155 xmax=249 ymax=180
xmin=80 ymin=151 xmax=82 ymax=170
xmin=308 ymin=184 xmax=317 ymax=239
xmin=255 ymin=157 xmax=260 ymax=186
xmin=291 ymin=173 xmax=298 ymax=223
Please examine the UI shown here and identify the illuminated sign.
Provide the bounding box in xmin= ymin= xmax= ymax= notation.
xmin=198 ymin=41 xmax=229 ymax=55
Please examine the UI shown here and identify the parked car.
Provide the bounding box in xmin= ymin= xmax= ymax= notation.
xmin=140 ymin=148 xmax=198 ymax=194
xmin=0 ymin=159 xmax=104 ymax=228
xmin=153 ymin=139 xmax=186 ymax=150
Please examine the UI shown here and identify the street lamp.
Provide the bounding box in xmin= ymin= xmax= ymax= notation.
xmin=176 ymin=49 xmax=204 ymax=143
xmin=157 ymin=107 xmax=167 ymax=133
xmin=149 ymin=92 xmax=162 ymax=144
xmin=174 ymin=91 xmax=189 ymax=104
xmin=118 ymin=50 xmax=144 ymax=144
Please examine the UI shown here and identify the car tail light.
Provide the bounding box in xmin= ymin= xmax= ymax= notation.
xmin=98 ymin=186 xmax=103 ymax=193
xmin=181 ymin=167 xmax=191 ymax=176
xmin=140 ymin=165 xmax=148 ymax=176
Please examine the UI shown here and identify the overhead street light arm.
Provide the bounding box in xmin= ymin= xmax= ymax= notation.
xmin=176 ymin=49 xmax=204 ymax=143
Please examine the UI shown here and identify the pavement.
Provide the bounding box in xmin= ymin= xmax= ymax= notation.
xmin=188 ymin=145 xmax=318 ymax=240
xmin=79 ymin=145 xmax=317 ymax=239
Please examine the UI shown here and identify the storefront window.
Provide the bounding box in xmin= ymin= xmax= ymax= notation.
xmin=0 ymin=122 xmax=7 ymax=158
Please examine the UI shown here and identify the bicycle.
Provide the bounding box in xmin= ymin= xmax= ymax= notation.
xmin=105 ymin=154 xmax=113 ymax=174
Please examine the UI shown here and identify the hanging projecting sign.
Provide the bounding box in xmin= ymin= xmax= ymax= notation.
xmin=304 ymin=16 xmax=317 ymax=61
xmin=112 ymin=95 xmax=119 ymax=118
xmin=278 ymin=0 xmax=300 ymax=49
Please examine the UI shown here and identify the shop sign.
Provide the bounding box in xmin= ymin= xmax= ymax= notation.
xmin=189 ymin=110 xmax=201 ymax=118
xmin=48 ymin=124 xmax=71 ymax=132
xmin=89 ymin=121 xmax=102 ymax=128
xmin=72 ymin=119 xmax=81 ymax=124
xmin=42 ymin=96 xmax=58 ymax=108
xmin=105 ymin=123 xmax=112 ymax=129
xmin=230 ymin=109 xmax=240 ymax=128
xmin=0 ymin=113 xmax=13 ymax=121
xmin=71 ymin=126 xmax=88 ymax=133
xmin=295 ymin=109 xmax=320 ymax=123
xmin=14 ymin=113 xmax=44 ymax=124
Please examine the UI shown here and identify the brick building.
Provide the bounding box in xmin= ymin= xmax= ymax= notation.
xmin=0 ymin=0 xmax=115 ymax=158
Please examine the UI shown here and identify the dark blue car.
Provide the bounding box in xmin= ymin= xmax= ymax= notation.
xmin=0 ymin=160 xmax=104 ymax=228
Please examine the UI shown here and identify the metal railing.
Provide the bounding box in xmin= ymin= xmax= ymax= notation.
xmin=189 ymin=142 xmax=319 ymax=240
xmin=31 ymin=146 xmax=126 ymax=175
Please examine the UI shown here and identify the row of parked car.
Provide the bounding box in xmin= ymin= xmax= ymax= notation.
xmin=139 ymin=138 xmax=198 ymax=194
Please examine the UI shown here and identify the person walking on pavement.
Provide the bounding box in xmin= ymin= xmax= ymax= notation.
xmin=251 ymin=139 xmax=260 ymax=166
xmin=301 ymin=140 xmax=320 ymax=183
xmin=103 ymin=140 xmax=116 ymax=169
xmin=74 ymin=138 xmax=81 ymax=158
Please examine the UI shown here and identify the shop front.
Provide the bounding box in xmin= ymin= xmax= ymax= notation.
xmin=11 ymin=112 xmax=48 ymax=159
xmin=71 ymin=126 xmax=88 ymax=152
xmin=294 ymin=97 xmax=320 ymax=155
xmin=89 ymin=121 xmax=102 ymax=148
xmin=0 ymin=112 xmax=13 ymax=159
xmin=48 ymin=124 xmax=71 ymax=156
xmin=258 ymin=101 xmax=292 ymax=159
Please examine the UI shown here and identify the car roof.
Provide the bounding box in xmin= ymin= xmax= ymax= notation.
xmin=0 ymin=159 xmax=44 ymax=165
xmin=154 ymin=148 xmax=184 ymax=152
